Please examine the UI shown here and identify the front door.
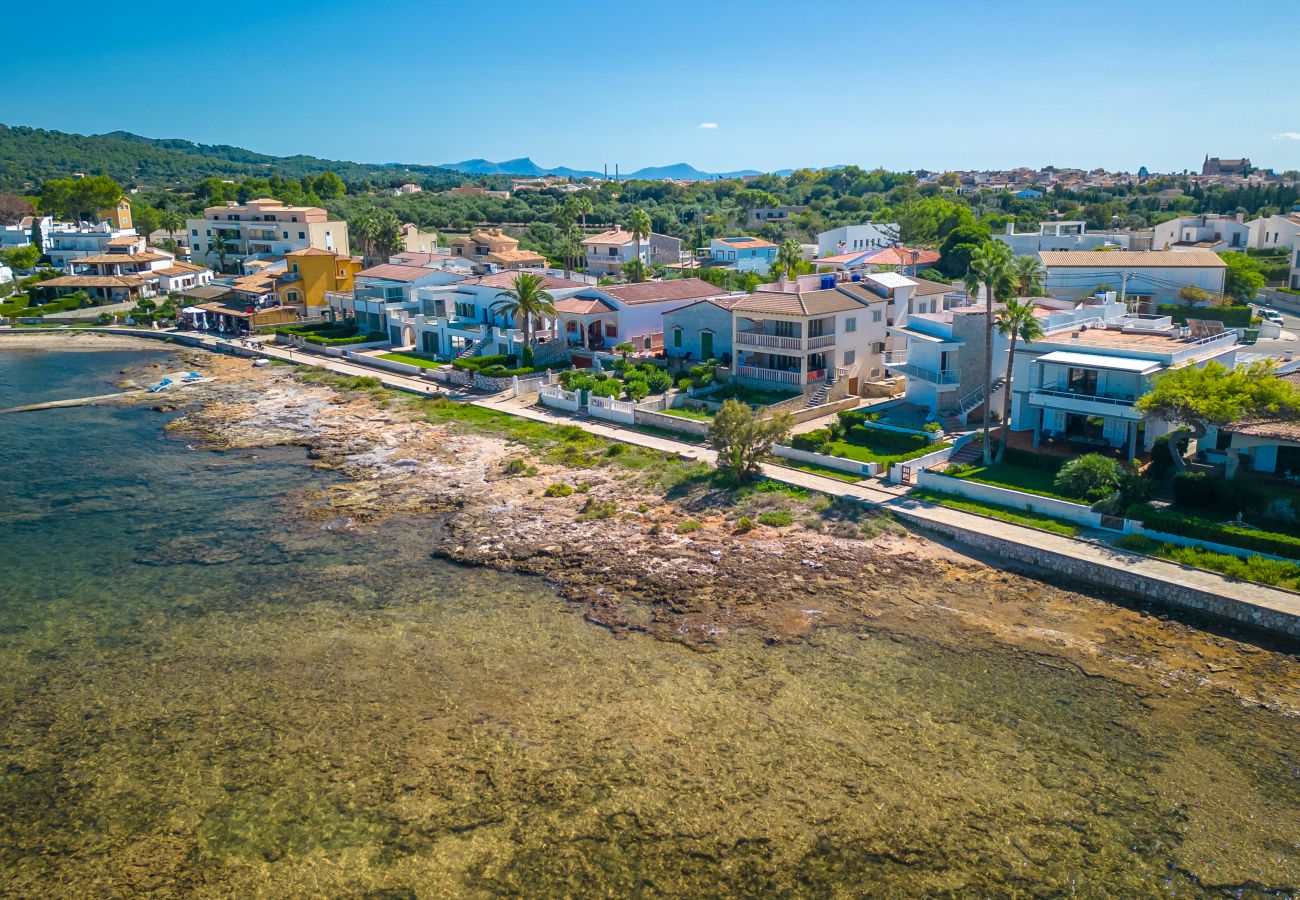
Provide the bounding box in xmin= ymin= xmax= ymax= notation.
xmin=700 ymin=331 xmax=714 ymax=360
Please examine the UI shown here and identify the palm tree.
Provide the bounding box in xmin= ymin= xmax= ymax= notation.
xmin=562 ymin=223 xmax=583 ymax=280
xmin=993 ymin=298 xmax=1045 ymax=464
xmin=351 ymin=207 xmax=380 ymax=263
xmin=964 ymin=241 xmax=1014 ymax=465
xmin=491 ymin=272 xmax=557 ymax=347
xmin=372 ymin=210 xmax=404 ymax=261
xmin=209 ymin=232 xmax=232 ymax=274
xmin=1010 ymin=254 xmax=1046 ymax=298
xmin=626 ymin=208 xmax=652 ymax=283
xmin=574 ymin=194 xmax=593 ymax=229
xmin=774 ymin=239 xmax=802 ymax=281
xmin=159 ymin=209 xmax=184 ymax=245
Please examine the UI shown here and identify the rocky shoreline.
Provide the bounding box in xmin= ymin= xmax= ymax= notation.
xmin=92 ymin=344 xmax=1290 ymax=718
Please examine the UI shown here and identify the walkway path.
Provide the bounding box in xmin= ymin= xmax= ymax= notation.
xmin=5 ymin=326 xmax=1298 ymax=635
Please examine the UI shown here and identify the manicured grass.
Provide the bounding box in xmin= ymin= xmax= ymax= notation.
xmin=1129 ymin=504 xmax=1300 ymax=560
xmin=770 ymin=459 xmax=864 ymax=483
xmin=705 ymin=383 xmax=800 ymax=407
xmin=378 ymin=351 xmax=444 ymax=368
xmin=911 ymin=489 xmax=1083 ymax=536
xmin=660 ymin=406 xmax=714 ymax=421
xmin=950 ymin=460 xmax=1078 ymax=502
xmin=1115 ymin=534 xmax=1300 ymax=590
xmin=826 ymin=437 xmax=948 ymax=468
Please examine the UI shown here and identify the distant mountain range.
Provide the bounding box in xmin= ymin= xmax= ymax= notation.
xmin=440 ymin=157 xmax=794 ymax=181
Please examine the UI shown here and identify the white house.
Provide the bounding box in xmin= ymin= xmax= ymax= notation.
xmin=552 ymin=278 xmax=731 ymax=354
xmin=582 ymin=226 xmax=682 ymax=277
xmin=816 ymin=223 xmax=899 ymax=257
xmin=708 ymin=236 xmax=777 ymax=274
xmin=186 ymin=199 xmax=350 ymax=273
xmin=0 ymin=216 xmax=51 ymax=254
xmin=1008 ymin=312 xmax=1238 ymax=456
xmin=995 ymin=221 xmax=1143 ymax=257
xmin=45 ymin=222 xmax=140 ymax=269
xmin=1040 ymin=250 xmax=1227 ymax=306
xmin=1151 ymin=213 xmax=1249 ymax=252
xmin=1247 ymin=210 xmax=1300 ymax=251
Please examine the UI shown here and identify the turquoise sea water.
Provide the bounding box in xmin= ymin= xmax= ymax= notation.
xmin=0 ymin=348 xmax=1296 ymax=897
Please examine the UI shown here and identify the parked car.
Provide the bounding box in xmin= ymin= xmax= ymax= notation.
xmin=1254 ymin=306 xmax=1285 ymax=326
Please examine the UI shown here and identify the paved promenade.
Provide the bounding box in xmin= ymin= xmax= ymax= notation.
xmin=6 ymin=325 xmax=1298 ymax=636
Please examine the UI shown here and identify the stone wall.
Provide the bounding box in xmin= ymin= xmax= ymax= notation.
xmin=892 ymin=507 xmax=1300 ymax=638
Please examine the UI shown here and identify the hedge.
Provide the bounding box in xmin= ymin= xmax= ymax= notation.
xmin=1130 ymin=504 xmax=1300 ymax=560
xmin=1158 ymin=305 xmax=1253 ymax=328
xmin=453 ymin=354 xmax=570 ymax=378
xmin=307 ymin=331 xmax=388 ymax=346
xmin=846 ymin=423 xmax=931 ymax=452
xmin=1002 ymin=446 xmax=1066 ymax=471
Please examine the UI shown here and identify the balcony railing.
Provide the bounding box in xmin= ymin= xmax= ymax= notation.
xmin=736 ymin=331 xmax=802 ymax=350
xmin=807 ymin=333 xmax=836 ymax=350
xmin=888 ymin=363 xmax=959 ymax=385
xmin=1031 ymin=386 xmax=1137 ymax=407
xmin=736 ymin=364 xmax=802 ymax=386
xmin=882 ymin=350 xmax=907 ymax=366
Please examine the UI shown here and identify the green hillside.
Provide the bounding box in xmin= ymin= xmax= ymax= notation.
xmin=0 ymin=124 xmax=461 ymax=192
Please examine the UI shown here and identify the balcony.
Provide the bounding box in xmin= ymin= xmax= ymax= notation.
xmin=1028 ymin=386 xmax=1144 ymax=420
xmin=736 ymin=330 xmax=802 ymax=350
xmin=736 ymin=364 xmax=803 ymax=386
xmin=888 ymin=363 xmax=960 ymax=386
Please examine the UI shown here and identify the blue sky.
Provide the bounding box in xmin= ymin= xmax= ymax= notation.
xmin=4 ymin=0 xmax=1299 ymax=174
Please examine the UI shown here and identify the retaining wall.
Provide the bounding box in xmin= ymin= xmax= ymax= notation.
xmin=772 ymin=444 xmax=880 ymax=478
xmin=891 ymin=505 xmax=1300 ymax=638
xmin=588 ymin=395 xmax=637 ymax=424
xmin=635 ymin=408 xmax=711 ymax=436
xmin=916 ymin=470 xmax=1136 ymax=533
xmin=539 ymin=385 xmax=581 ymax=412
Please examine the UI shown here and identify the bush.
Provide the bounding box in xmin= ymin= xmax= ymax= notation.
xmin=1172 ymin=471 xmax=1263 ymax=516
xmin=923 ymin=422 xmax=942 ymax=433
xmin=643 ymin=367 xmax=673 ymax=393
xmin=579 ymin=498 xmax=618 ymax=520
xmin=590 ymin=378 xmax=622 ymax=399
xmin=734 ymin=515 xmax=755 ymax=533
xmin=846 ymin=424 xmax=930 ymax=453
xmin=757 ymin=508 xmax=793 ymax=527
xmin=1054 ymin=453 xmax=1123 ymax=501
xmin=504 ymin=457 xmax=536 ymax=476
xmin=792 ymin=428 xmax=833 ymax=454
xmin=675 ymin=519 xmax=702 ymax=534
xmin=1130 ymin=505 xmax=1300 ymax=559
xmin=544 ymin=482 xmax=573 ymax=497
xmin=1148 ymin=431 xmax=1189 ymax=478
xmin=625 ymin=379 xmax=650 ymax=402
xmin=1002 ymin=446 xmax=1066 ymax=471
xmin=1158 ymin=305 xmax=1253 ymax=328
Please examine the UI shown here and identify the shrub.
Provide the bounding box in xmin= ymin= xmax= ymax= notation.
xmin=757 ymin=508 xmax=793 ymax=527
xmin=1002 ymin=446 xmax=1066 ymax=471
xmin=1172 ymin=471 xmax=1216 ymax=509
xmin=590 ymin=378 xmax=622 ymax=399
xmin=643 ymin=367 xmax=673 ymax=393
xmin=504 ymin=457 xmax=537 ymax=476
xmin=1130 ymin=505 xmax=1300 ymax=559
xmin=945 ymin=462 xmax=975 ymax=476
xmin=792 ymin=428 xmax=833 ymax=454
xmin=734 ymin=515 xmax=755 ymax=533
xmin=625 ymin=379 xmax=650 ymax=402
xmin=923 ymin=422 xmax=942 ymax=433
xmin=544 ymin=482 xmax=573 ymax=497
xmin=579 ymin=498 xmax=618 ymax=520
xmin=675 ymin=519 xmax=702 ymax=534
xmin=708 ymin=400 xmax=794 ymax=480
xmin=1148 ymin=431 xmax=1189 ymax=478
xmin=604 ymin=443 xmax=626 ymax=457
xmin=1054 ymin=453 xmax=1123 ymax=501
xmin=1158 ymin=305 xmax=1253 ymax=329
xmin=521 ymin=344 xmax=535 ymax=368
xmin=846 ymin=424 xmax=929 ymax=452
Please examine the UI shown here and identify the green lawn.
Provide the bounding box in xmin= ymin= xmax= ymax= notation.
xmin=826 ymin=436 xmax=949 ymax=469
xmin=705 ymin=383 xmax=800 ymax=407
xmin=771 ymin=459 xmax=864 ymax=483
xmin=660 ymin=406 xmax=713 ymax=421
xmin=911 ymin=489 xmax=1083 ymax=536
xmin=1115 ymin=534 xmax=1300 ymax=590
xmin=378 ymin=351 xmax=443 ymax=368
xmin=951 ymin=460 xmax=1077 ymax=502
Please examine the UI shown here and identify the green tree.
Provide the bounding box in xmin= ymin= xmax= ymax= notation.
xmin=132 ymin=203 xmax=161 ymax=241
xmin=1136 ymin=359 xmax=1300 ymax=473
xmin=2 ymin=243 xmax=41 ymax=271
xmin=707 ymin=399 xmax=793 ymax=481
xmin=372 ymin=210 xmax=404 ymax=260
xmin=963 ymin=241 xmax=1015 ymax=465
xmin=1009 ymin=254 xmax=1046 ymax=297
xmin=774 ymin=238 xmax=803 ymax=281
xmin=993 ymin=298 xmax=1045 ymax=463
xmin=209 ymin=232 xmax=232 ymax=273
xmin=626 ymin=208 xmax=652 ymax=283
xmin=1054 ymin=454 xmax=1124 ymax=502
xmin=1218 ymin=251 xmax=1265 ymax=302
xmin=936 ymin=224 xmax=990 ymax=278
xmin=573 ymin=193 xmax=593 ymax=229
xmin=491 ymin=272 xmax=557 ymax=346
xmin=314 ymin=171 xmax=346 ymax=200
xmin=158 ymin=209 xmax=184 ymax=244
xmin=39 ymin=175 xmax=123 ymax=221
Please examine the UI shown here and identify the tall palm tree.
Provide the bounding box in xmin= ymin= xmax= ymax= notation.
xmin=965 ymin=241 xmax=1014 ymax=465
xmin=574 ymin=194 xmax=593 ymax=229
xmin=491 ymin=272 xmax=557 ymax=347
xmin=774 ymin=238 xmax=803 ymax=282
xmin=209 ymin=232 xmax=232 ymax=274
xmin=159 ymin=209 xmax=183 ymax=245
xmin=351 ymin=207 xmax=380 ymax=263
xmin=626 ymin=208 xmax=652 ymax=283
xmin=993 ymin=298 xmax=1045 ymax=464
xmin=1010 ymin=254 xmax=1046 ymax=298
xmin=372 ymin=210 xmax=404 ymax=261
xmin=562 ymin=223 xmax=583 ymax=280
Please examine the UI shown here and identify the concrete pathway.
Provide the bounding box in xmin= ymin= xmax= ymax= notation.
xmin=6 ymin=326 xmax=1298 ymax=633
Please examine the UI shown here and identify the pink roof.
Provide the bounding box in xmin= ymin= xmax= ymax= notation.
xmin=554 ymin=297 xmax=616 ymax=315
xmin=356 ymin=263 xmax=439 ymax=283
xmin=463 ymin=272 xmax=588 ymax=290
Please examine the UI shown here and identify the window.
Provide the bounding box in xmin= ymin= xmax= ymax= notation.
xmin=871 ymin=342 xmax=885 ymax=354
xmin=673 ymin=327 xmax=682 ymax=348
xmin=607 ymin=247 xmax=618 ymax=257
xmin=844 ymin=317 xmax=856 ymax=332
xmin=192 ymin=229 xmax=199 ymax=237
xmin=283 ymin=232 xmax=289 ymax=239
xmin=605 ymin=324 xmax=617 ymax=337
xmin=871 ymin=309 xmax=882 ymax=323
xmin=843 ymin=350 xmax=856 ymax=365
xmin=299 ymin=232 xmax=306 ymax=240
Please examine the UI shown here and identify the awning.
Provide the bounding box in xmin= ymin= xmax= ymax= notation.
xmin=1034 ymin=350 xmax=1161 ymax=375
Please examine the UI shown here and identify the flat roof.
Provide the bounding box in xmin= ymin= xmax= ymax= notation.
xmin=1035 ymin=350 xmax=1161 ymax=375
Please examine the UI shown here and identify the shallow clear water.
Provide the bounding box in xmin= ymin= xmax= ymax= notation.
xmin=0 ymin=349 xmax=1296 ymax=897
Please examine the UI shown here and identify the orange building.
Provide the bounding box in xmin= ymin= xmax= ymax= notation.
xmin=276 ymin=247 xmax=363 ymax=312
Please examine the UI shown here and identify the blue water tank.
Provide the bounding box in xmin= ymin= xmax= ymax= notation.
xmin=820 ymin=275 xmax=836 ymax=290
xmin=850 ymin=273 xmax=861 ymax=282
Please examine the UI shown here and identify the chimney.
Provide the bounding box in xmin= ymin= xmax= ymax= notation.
xmin=1236 ymin=212 xmax=1245 ymax=224
xmin=613 ymin=224 xmax=621 ymax=233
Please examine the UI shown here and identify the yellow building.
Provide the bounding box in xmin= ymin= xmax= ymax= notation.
xmin=447 ymin=227 xmax=546 ymax=269
xmin=276 ymin=247 xmax=363 ymax=312
xmin=98 ymin=198 xmax=133 ymax=230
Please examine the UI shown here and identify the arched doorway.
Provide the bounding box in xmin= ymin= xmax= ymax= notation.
xmin=401 ymin=324 xmax=416 ymax=347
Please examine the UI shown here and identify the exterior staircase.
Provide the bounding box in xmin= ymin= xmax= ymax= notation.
xmin=946 ymin=441 xmax=984 ymax=467
xmin=804 ymin=383 xmax=832 ymax=409
xmin=456 ymin=333 xmax=490 ymax=359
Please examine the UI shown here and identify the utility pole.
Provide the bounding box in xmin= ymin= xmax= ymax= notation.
xmin=1119 ymin=270 xmax=1131 ymax=312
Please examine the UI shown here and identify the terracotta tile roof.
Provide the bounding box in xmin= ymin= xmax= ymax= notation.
xmin=553 ymin=297 xmax=616 ymax=315
xmin=41 ymin=274 xmax=150 ymax=288
xmin=286 ymin=247 xmax=337 ymax=257
xmin=715 ymin=236 xmax=776 ymax=249
xmin=74 ymin=252 xmax=169 ymax=264
xmin=390 ymin=251 xmax=446 ymax=265
xmin=909 ymin=276 xmax=957 ymax=296
xmin=486 ymin=248 xmax=546 ymax=263
xmin=861 ymin=247 xmax=940 ymax=267
xmin=157 ymin=263 xmax=207 ymax=276
xmin=663 ymin=295 xmax=747 ymax=315
xmin=583 ymin=229 xmax=637 ymax=246
xmin=106 ymin=235 xmax=141 ymax=247
xmin=356 ymin=263 xmax=440 ymax=283
xmin=1039 ymin=250 xmax=1227 ymax=268
xmin=462 ymin=272 xmax=587 ymax=290
xmin=732 ymin=287 xmax=868 ymax=316
xmin=599 ymin=278 xmax=726 ymax=306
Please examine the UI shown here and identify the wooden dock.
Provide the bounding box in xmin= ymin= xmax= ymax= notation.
xmin=0 ymin=390 xmax=148 ymax=414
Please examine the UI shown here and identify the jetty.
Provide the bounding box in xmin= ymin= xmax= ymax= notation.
xmin=0 ymin=389 xmax=149 ymax=414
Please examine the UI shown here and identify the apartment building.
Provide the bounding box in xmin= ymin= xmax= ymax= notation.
xmin=582 ymin=226 xmax=683 ymax=277
xmin=446 ymin=228 xmax=545 ymax=269
xmin=1040 ymin=250 xmax=1227 ymax=305
xmin=186 ymin=199 xmax=350 ymax=273
xmin=1151 ymin=213 xmax=1248 ymax=251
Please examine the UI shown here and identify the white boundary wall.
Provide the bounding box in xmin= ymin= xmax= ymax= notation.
xmin=588 ymin=394 xmax=637 ymax=424
xmin=916 ymin=470 xmax=1136 ymax=533
xmin=539 ymin=384 xmax=581 ymax=412
xmin=772 ymin=444 xmax=880 ymax=478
